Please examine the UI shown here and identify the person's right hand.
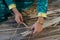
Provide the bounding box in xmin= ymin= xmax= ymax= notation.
xmin=15 ymin=13 xmax=23 ymax=24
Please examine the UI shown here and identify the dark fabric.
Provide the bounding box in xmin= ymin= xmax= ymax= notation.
xmin=0 ymin=0 xmax=34 ymax=22
xmin=15 ymin=0 xmax=34 ymax=12
xmin=38 ymin=0 xmax=48 ymax=13
xmin=5 ymin=0 xmax=15 ymax=6
xmin=0 ymin=0 xmax=10 ymax=22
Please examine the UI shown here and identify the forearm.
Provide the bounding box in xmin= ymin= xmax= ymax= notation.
xmin=12 ymin=8 xmax=21 ymax=15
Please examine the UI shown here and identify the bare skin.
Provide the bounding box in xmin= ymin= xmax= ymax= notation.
xmin=12 ymin=8 xmax=44 ymax=34
xmin=12 ymin=8 xmax=23 ymax=24
xmin=31 ymin=16 xmax=44 ymax=34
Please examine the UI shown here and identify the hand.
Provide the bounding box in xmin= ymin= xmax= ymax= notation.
xmin=15 ymin=13 xmax=23 ymax=24
xmin=12 ymin=8 xmax=23 ymax=24
xmin=31 ymin=22 xmax=43 ymax=35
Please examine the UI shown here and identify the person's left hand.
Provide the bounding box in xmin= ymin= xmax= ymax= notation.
xmin=31 ymin=22 xmax=43 ymax=35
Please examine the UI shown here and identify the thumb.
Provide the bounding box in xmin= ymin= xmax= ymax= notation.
xmin=31 ymin=26 xmax=34 ymax=30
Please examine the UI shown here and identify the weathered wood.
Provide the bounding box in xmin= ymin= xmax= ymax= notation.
xmin=24 ymin=17 xmax=60 ymax=40
xmin=0 ymin=27 xmax=31 ymax=32
xmin=47 ymin=9 xmax=60 ymax=15
xmin=43 ymin=17 xmax=60 ymax=28
xmin=0 ymin=17 xmax=60 ymax=31
xmin=38 ymin=29 xmax=60 ymax=38
xmin=35 ymin=35 xmax=60 ymax=40
xmin=0 ymin=17 xmax=60 ymax=40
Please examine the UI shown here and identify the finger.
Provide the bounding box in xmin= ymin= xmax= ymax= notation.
xmin=33 ymin=29 xmax=37 ymax=34
xmin=20 ymin=16 xmax=23 ymax=22
xmin=19 ymin=19 xmax=23 ymax=24
xmin=33 ymin=27 xmax=39 ymax=34
xmin=32 ymin=29 xmax=39 ymax=35
xmin=15 ymin=18 xmax=22 ymax=24
xmin=15 ymin=19 xmax=19 ymax=23
xmin=31 ymin=26 xmax=34 ymax=30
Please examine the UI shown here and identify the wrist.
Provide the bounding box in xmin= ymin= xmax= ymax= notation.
xmin=12 ymin=8 xmax=21 ymax=15
xmin=37 ymin=16 xmax=44 ymax=25
xmin=37 ymin=21 xmax=43 ymax=25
